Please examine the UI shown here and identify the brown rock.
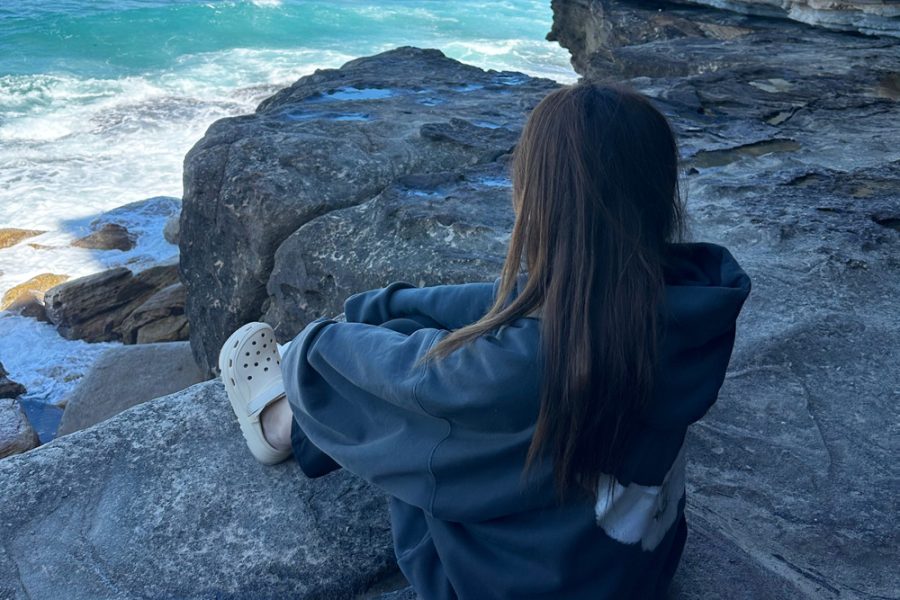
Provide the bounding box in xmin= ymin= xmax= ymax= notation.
xmin=0 ymin=363 xmax=26 ymax=400
xmin=72 ymin=223 xmax=136 ymax=252
xmin=44 ymin=263 xmax=180 ymax=342
xmin=1 ymin=273 xmax=70 ymax=317
xmin=0 ymin=228 xmax=45 ymax=250
xmin=120 ymin=283 xmax=189 ymax=344
xmin=0 ymin=398 xmax=39 ymax=459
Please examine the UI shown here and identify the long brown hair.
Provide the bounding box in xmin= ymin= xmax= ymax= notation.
xmin=427 ymin=83 xmax=684 ymax=496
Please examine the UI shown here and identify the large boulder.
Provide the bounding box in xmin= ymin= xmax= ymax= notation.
xmin=44 ymin=263 xmax=180 ymax=342
xmin=264 ymin=163 xmax=514 ymax=339
xmin=0 ymin=381 xmax=397 ymax=599
xmin=549 ymin=3 xmax=900 ymax=597
xmin=56 ymin=342 xmax=207 ymax=436
xmin=181 ymin=46 xmax=558 ymax=373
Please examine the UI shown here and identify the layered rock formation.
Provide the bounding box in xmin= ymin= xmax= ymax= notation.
xmin=551 ymin=1 xmax=899 ymax=597
xmin=180 ymin=47 xmax=557 ymax=373
xmin=669 ymin=0 xmax=900 ymax=37
xmin=44 ymin=263 xmax=182 ymax=343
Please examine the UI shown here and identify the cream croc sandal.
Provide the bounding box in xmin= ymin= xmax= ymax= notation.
xmin=218 ymin=322 xmax=292 ymax=465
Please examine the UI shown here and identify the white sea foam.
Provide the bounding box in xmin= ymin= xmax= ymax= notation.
xmin=0 ymin=314 xmax=116 ymax=405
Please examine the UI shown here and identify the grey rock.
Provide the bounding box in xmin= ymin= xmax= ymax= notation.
xmin=181 ymin=46 xmax=557 ymax=373
xmin=71 ymin=223 xmax=136 ymax=252
xmin=44 ymin=263 xmax=180 ymax=342
xmin=0 ymin=381 xmax=397 ymax=599
xmin=120 ymin=282 xmax=189 ymax=344
xmin=264 ymin=164 xmax=514 ymax=340
xmin=552 ymin=2 xmax=900 ymax=597
xmin=0 ymin=398 xmax=39 ymax=459
xmin=0 ymin=361 xmax=27 ymax=399
xmin=163 ymin=212 xmax=180 ymax=245
xmin=56 ymin=341 xmax=207 ymax=436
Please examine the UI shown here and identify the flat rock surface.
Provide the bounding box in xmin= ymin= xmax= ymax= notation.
xmin=1 ymin=379 xmax=818 ymax=599
xmin=0 ymin=381 xmax=396 ymax=599
xmin=57 ymin=341 xmax=207 ymax=436
xmin=181 ymin=46 xmax=558 ymax=373
xmin=552 ymin=1 xmax=899 ymax=597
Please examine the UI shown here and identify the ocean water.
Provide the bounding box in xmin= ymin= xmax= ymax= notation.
xmin=0 ymin=0 xmax=575 ymax=416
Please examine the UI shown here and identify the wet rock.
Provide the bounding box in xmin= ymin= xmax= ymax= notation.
xmin=0 ymin=362 xmax=26 ymax=399
xmin=72 ymin=223 xmax=137 ymax=252
xmin=181 ymin=46 xmax=557 ymax=373
xmin=0 ymin=381 xmax=396 ymax=599
xmin=0 ymin=273 xmax=70 ymax=320
xmin=0 ymin=398 xmax=40 ymax=459
xmin=119 ymin=283 xmax=189 ymax=344
xmin=44 ymin=263 xmax=180 ymax=342
xmin=0 ymin=228 xmax=45 ymax=250
xmin=56 ymin=342 xmax=206 ymax=436
xmin=551 ymin=3 xmax=900 ymax=597
xmin=264 ymin=163 xmax=513 ymax=339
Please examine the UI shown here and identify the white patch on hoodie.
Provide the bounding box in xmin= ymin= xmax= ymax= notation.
xmin=593 ymin=445 xmax=686 ymax=551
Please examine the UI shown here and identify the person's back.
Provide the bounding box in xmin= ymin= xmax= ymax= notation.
xmin=221 ymin=83 xmax=751 ymax=598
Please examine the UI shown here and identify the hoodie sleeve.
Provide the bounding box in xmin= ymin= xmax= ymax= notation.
xmin=343 ymin=280 xmax=498 ymax=329
xmin=281 ymin=315 xmax=545 ymax=521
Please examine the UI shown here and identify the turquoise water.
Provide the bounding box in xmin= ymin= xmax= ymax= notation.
xmin=0 ymin=0 xmax=573 ymax=231
xmin=0 ymin=0 xmax=574 ymax=409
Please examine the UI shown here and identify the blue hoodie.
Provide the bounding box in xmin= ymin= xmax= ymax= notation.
xmin=281 ymin=242 xmax=751 ymax=599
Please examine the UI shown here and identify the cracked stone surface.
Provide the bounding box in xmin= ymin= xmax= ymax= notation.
xmin=552 ymin=1 xmax=899 ymax=597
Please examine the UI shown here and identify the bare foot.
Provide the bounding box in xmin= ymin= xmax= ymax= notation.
xmin=260 ymin=396 xmax=293 ymax=452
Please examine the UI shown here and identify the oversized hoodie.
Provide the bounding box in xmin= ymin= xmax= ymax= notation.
xmin=281 ymin=242 xmax=751 ymax=599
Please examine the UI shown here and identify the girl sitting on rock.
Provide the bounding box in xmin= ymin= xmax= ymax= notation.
xmin=219 ymin=82 xmax=750 ymax=599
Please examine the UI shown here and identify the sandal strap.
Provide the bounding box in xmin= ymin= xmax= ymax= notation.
xmin=246 ymin=380 xmax=285 ymax=416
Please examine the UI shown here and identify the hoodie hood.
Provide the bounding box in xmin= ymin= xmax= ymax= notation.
xmin=642 ymin=243 xmax=751 ymax=430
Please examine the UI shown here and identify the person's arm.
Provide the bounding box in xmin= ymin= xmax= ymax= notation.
xmin=281 ymin=315 xmax=547 ymax=520
xmin=343 ymin=280 xmax=499 ymax=330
